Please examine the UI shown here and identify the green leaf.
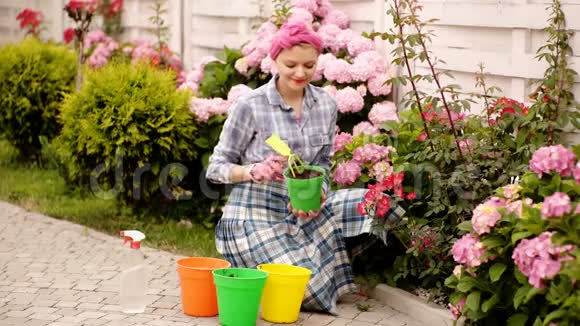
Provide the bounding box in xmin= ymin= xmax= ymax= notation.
xmin=194 ymin=138 xmax=209 ymax=148
xmin=514 ymin=269 xmax=528 ymax=285
xmin=489 ymin=263 xmax=507 ymax=282
xmin=481 ymin=293 xmax=499 ymax=312
xmin=525 ymin=287 xmax=544 ymax=304
xmin=547 ymin=276 xmax=572 ymax=304
xmin=482 ymin=236 xmax=505 ymax=249
xmin=521 ymin=172 xmax=540 ymax=190
xmin=542 ymin=309 xmax=566 ymax=325
xmin=465 ymin=291 xmax=481 ymax=313
xmin=456 ymin=221 xmax=473 ymax=232
xmin=457 ymin=277 xmax=477 ymax=292
xmin=507 ymin=314 xmax=528 ymax=326
xmin=512 ymin=231 xmax=533 ymax=244
xmin=514 ymin=285 xmax=531 ymax=309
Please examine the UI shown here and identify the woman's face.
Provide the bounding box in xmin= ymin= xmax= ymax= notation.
xmin=274 ymin=44 xmax=319 ymax=93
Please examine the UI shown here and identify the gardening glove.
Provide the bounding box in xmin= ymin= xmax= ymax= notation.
xmin=288 ymin=191 xmax=326 ymax=219
xmin=249 ymin=155 xmax=287 ymax=183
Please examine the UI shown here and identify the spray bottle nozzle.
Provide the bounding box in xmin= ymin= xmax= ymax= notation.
xmin=120 ymin=230 xmax=146 ymax=249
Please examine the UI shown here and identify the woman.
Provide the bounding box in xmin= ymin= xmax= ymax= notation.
xmin=206 ymin=22 xmax=404 ymax=314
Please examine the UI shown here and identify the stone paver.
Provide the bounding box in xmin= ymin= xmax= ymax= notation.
xmin=0 ymin=201 xmax=422 ymax=326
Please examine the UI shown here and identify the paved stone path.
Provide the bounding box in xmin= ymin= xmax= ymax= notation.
xmin=0 ymin=201 xmax=421 ymax=326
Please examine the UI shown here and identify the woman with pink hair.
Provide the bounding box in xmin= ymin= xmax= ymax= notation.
xmin=206 ymin=22 xmax=404 ymax=314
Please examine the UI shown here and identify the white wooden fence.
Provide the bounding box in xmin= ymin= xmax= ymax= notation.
xmin=1 ymin=0 xmax=579 ymax=128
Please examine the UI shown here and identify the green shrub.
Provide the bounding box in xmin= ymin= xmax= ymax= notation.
xmin=55 ymin=62 xmax=198 ymax=204
xmin=0 ymin=37 xmax=77 ymax=160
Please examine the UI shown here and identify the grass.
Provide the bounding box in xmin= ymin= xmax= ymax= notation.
xmin=0 ymin=140 xmax=220 ymax=258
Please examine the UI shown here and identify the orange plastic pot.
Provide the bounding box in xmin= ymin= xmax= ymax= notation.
xmin=176 ymin=257 xmax=231 ymax=316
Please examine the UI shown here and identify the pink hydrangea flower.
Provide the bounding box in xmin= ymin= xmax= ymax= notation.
xmin=84 ymin=29 xmax=106 ymax=49
xmin=241 ymin=42 xmax=255 ymax=57
xmin=502 ymin=184 xmax=522 ymax=199
xmin=313 ymin=53 xmax=336 ymax=81
xmin=333 ymin=160 xmax=362 ymax=186
xmin=322 ymin=85 xmax=337 ymax=97
xmin=369 ymin=101 xmax=399 ymax=126
xmin=335 ymin=87 xmax=364 ymax=113
xmin=260 ymin=55 xmax=277 ymax=75
xmin=334 ymin=132 xmax=353 ymax=152
xmin=451 ymin=233 xmax=487 ymax=268
xmin=235 ymin=57 xmax=249 ymax=76
xmin=353 ymin=51 xmax=387 ymax=74
xmin=529 ymin=145 xmax=576 ymax=178
xmin=512 ymin=231 xmax=575 ymax=288
xmin=290 ymin=0 xmax=318 ymax=13
xmin=336 ymin=29 xmax=354 ymax=50
xmin=189 ymin=98 xmax=230 ymax=122
xmin=84 ymin=30 xmax=119 ymax=68
xmin=369 ymin=161 xmax=393 ymax=182
xmin=288 ymin=7 xmax=314 ymax=25
xmin=347 ymin=35 xmax=375 ymax=57
xmin=506 ymin=198 xmax=533 ymax=218
xmin=541 ymin=192 xmax=572 ymax=219
xmin=367 ymin=73 xmax=392 ymax=96
xmin=324 ymin=59 xmax=352 ymax=84
xmin=314 ymin=0 xmax=332 ymax=17
xmin=573 ymin=161 xmax=580 ymax=183
xmin=353 ymin=144 xmax=391 ymax=164
xmin=322 ymin=9 xmax=350 ymax=29
xmin=349 ymin=61 xmax=375 ymax=82
xmin=227 ymin=84 xmax=252 ymax=103
xmin=471 ymin=197 xmax=506 ymax=235
xmin=353 ymin=121 xmax=380 ymax=136
xmin=317 ymin=24 xmax=342 ymax=53
xmin=245 ymin=49 xmax=266 ymax=67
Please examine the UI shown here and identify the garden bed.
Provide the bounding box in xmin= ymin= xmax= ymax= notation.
xmin=370 ymin=284 xmax=464 ymax=326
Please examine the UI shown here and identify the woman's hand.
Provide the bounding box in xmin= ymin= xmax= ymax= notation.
xmin=287 ymin=191 xmax=326 ymax=219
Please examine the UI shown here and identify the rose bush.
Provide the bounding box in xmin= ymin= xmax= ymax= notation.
xmin=338 ymin=0 xmax=579 ymax=302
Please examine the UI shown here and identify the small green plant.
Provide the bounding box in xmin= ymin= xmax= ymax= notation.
xmin=0 ymin=37 xmax=77 ymax=162
xmin=148 ymin=0 xmax=170 ymax=55
xmin=529 ymin=0 xmax=580 ymax=144
xmin=55 ymin=62 xmax=198 ymax=204
xmin=264 ymin=134 xmax=306 ymax=177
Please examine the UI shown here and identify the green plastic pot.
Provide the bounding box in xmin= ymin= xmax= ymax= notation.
xmin=284 ymin=165 xmax=325 ymax=213
xmin=213 ymin=268 xmax=268 ymax=326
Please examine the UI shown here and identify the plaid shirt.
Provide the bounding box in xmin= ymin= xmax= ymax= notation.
xmin=207 ymin=76 xmax=337 ymax=192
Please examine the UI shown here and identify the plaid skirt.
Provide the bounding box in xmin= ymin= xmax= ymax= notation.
xmin=215 ymin=181 xmax=404 ymax=314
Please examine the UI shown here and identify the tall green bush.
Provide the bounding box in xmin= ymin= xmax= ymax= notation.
xmin=0 ymin=37 xmax=77 ymax=160
xmin=55 ymin=62 xmax=197 ymax=204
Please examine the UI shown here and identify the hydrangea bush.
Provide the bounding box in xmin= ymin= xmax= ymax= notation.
xmin=180 ymin=0 xmax=399 ymax=134
xmin=445 ymin=145 xmax=580 ymax=325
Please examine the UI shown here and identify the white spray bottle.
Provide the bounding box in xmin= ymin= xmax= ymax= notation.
xmin=119 ymin=230 xmax=147 ymax=313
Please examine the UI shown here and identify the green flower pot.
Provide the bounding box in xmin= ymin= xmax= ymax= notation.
xmin=284 ymin=165 xmax=325 ymax=213
xmin=213 ymin=268 xmax=268 ymax=326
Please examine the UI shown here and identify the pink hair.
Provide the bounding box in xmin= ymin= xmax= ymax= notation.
xmin=269 ymin=22 xmax=323 ymax=60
